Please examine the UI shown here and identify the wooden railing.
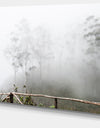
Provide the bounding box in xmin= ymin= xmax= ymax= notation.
xmin=0 ymin=92 xmax=100 ymax=108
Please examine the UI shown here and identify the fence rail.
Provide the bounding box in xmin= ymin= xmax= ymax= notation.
xmin=0 ymin=92 xmax=100 ymax=108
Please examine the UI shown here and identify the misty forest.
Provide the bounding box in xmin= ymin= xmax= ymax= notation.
xmin=0 ymin=5 xmax=100 ymax=114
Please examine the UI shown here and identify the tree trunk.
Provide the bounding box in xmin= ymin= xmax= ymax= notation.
xmin=24 ymin=63 xmax=28 ymax=93
xmin=14 ymin=67 xmax=17 ymax=85
xmin=39 ymin=56 xmax=42 ymax=86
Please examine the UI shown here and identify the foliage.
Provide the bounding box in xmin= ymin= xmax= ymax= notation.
xmin=83 ymin=15 xmax=100 ymax=66
xmin=19 ymin=96 xmax=24 ymax=102
xmin=24 ymin=96 xmax=33 ymax=105
xmin=13 ymin=84 xmax=18 ymax=92
xmin=38 ymin=103 xmax=44 ymax=107
xmin=49 ymin=105 xmax=55 ymax=108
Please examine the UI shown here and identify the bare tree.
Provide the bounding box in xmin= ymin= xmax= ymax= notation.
xmin=32 ymin=26 xmax=53 ymax=86
xmin=6 ymin=19 xmax=36 ymax=89
xmin=5 ymin=33 xmax=21 ymax=85
xmin=83 ymin=15 xmax=100 ymax=96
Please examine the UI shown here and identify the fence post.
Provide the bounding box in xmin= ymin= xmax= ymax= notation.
xmin=10 ymin=93 xmax=13 ymax=103
xmin=55 ymin=98 xmax=58 ymax=109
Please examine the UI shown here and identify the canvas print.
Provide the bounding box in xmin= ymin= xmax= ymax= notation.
xmin=0 ymin=4 xmax=100 ymax=114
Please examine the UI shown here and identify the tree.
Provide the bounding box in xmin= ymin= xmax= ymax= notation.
xmin=32 ymin=26 xmax=53 ymax=86
xmin=84 ymin=15 xmax=100 ymax=56
xmin=5 ymin=33 xmax=21 ymax=85
xmin=6 ymin=19 xmax=36 ymax=89
xmin=83 ymin=15 xmax=100 ymax=96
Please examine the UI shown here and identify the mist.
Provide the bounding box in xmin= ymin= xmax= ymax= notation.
xmin=0 ymin=5 xmax=100 ymax=102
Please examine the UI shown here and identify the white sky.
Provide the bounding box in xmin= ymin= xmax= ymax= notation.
xmin=0 ymin=4 xmax=100 ymax=89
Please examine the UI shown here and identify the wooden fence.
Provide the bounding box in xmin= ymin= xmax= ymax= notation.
xmin=0 ymin=92 xmax=100 ymax=108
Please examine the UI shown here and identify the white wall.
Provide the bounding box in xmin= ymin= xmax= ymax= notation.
xmin=0 ymin=0 xmax=100 ymax=6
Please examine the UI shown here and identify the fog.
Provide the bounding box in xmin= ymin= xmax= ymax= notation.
xmin=0 ymin=5 xmax=100 ymax=101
